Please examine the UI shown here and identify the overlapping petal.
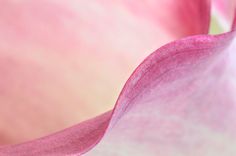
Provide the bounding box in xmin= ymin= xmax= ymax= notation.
xmin=0 ymin=0 xmax=211 ymax=145
xmin=1 ymin=11 xmax=236 ymax=156
xmin=88 ymin=32 xmax=236 ymax=156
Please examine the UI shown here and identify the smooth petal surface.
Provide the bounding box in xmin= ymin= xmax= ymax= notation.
xmin=1 ymin=26 xmax=236 ymax=156
xmin=213 ymin=0 xmax=236 ymax=20
xmin=87 ymin=32 xmax=236 ymax=156
xmin=0 ymin=111 xmax=111 ymax=156
xmin=212 ymin=0 xmax=236 ymax=31
xmin=0 ymin=0 xmax=211 ymax=145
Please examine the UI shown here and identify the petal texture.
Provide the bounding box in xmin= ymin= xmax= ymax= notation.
xmin=87 ymin=32 xmax=236 ymax=156
xmin=1 ymin=30 xmax=236 ymax=156
xmin=0 ymin=0 xmax=211 ymax=145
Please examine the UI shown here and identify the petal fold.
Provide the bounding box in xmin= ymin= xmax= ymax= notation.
xmin=0 ymin=0 xmax=211 ymax=145
xmin=1 ymin=27 xmax=236 ymax=156
xmin=87 ymin=32 xmax=236 ymax=156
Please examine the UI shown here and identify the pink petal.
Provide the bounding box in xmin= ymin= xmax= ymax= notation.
xmin=88 ymin=32 xmax=236 ymax=156
xmin=0 ymin=111 xmax=112 ymax=156
xmin=0 ymin=0 xmax=211 ymax=145
xmin=213 ymin=0 xmax=236 ymax=29
xmin=1 ymin=16 xmax=236 ymax=156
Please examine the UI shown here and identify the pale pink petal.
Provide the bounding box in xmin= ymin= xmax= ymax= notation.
xmin=87 ymin=31 xmax=236 ymax=156
xmin=0 ymin=0 xmax=211 ymax=145
xmin=212 ymin=0 xmax=236 ymax=30
xmin=213 ymin=0 xmax=236 ymax=19
xmin=1 ymin=21 xmax=236 ymax=156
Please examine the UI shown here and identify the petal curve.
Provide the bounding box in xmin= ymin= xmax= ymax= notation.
xmin=1 ymin=28 xmax=236 ymax=156
xmin=0 ymin=0 xmax=211 ymax=145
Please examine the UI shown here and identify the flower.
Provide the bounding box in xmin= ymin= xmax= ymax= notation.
xmin=0 ymin=0 xmax=235 ymax=155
